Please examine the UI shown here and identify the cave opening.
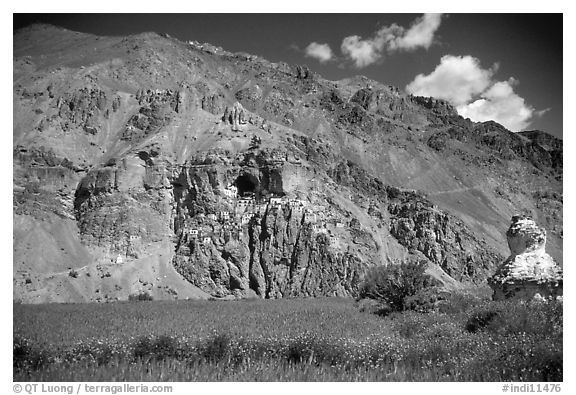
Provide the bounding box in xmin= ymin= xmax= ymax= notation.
xmin=235 ymin=174 xmax=259 ymax=197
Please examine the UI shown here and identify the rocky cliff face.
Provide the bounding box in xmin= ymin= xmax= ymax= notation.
xmin=488 ymin=216 xmax=562 ymax=300
xmin=13 ymin=24 xmax=562 ymax=303
xmin=71 ymin=143 xmax=503 ymax=300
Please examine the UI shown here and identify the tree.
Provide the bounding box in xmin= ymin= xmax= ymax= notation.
xmin=358 ymin=260 xmax=438 ymax=312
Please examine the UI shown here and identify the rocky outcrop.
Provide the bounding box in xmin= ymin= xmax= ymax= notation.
xmin=14 ymin=146 xmax=85 ymax=220
xmin=165 ymin=150 xmax=372 ymax=298
xmin=328 ymin=160 xmax=502 ymax=284
xmin=295 ymin=65 xmax=311 ymax=80
xmin=222 ymin=102 xmax=247 ymax=131
xmin=234 ymin=85 xmax=264 ymax=112
xmin=350 ymin=87 xmax=433 ymax=125
xmin=387 ymin=198 xmax=499 ymax=283
xmin=519 ymin=130 xmax=563 ymax=173
xmin=427 ymin=121 xmax=563 ymax=179
xmin=172 ymin=204 xmax=366 ymax=298
xmin=411 ymin=96 xmax=459 ymax=118
xmin=56 ymin=87 xmax=108 ymax=134
xmin=73 ymin=154 xmax=173 ymax=260
xmin=166 ymin=152 xmax=504 ymax=299
xmin=193 ymin=81 xmax=228 ymax=116
xmin=488 ymin=216 xmax=563 ymax=300
xmin=136 ymin=88 xmax=182 ymax=113
xmin=122 ymin=92 xmax=177 ymax=141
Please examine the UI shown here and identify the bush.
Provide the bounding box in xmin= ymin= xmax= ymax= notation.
xmin=358 ymin=260 xmax=438 ymax=314
xmin=436 ymin=292 xmax=485 ymax=315
xmin=465 ymin=308 xmax=499 ymax=333
xmin=132 ymin=335 xmax=179 ymax=361
xmin=128 ymin=292 xmax=153 ymax=301
xmin=403 ymin=287 xmax=448 ymax=312
xmin=465 ymin=299 xmax=563 ymax=336
xmin=68 ymin=270 xmax=78 ymax=278
xmin=69 ymin=340 xmax=115 ymax=365
xmin=13 ymin=335 xmax=50 ymax=370
xmin=285 ymin=339 xmax=314 ymax=364
xmin=355 ymin=298 xmax=392 ymax=316
xmin=201 ymin=333 xmax=231 ymax=363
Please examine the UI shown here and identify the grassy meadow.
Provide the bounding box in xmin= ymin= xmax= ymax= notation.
xmin=13 ymin=296 xmax=562 ymax=381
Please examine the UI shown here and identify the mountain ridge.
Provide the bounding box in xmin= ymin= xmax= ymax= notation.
xmin=13 ymin=24 xmax=562 ymax=303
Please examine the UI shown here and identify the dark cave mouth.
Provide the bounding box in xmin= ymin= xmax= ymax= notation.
xmin=235 ymin=174 xmax=259 ymax=196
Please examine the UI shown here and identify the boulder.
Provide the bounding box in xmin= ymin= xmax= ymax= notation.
xmin=488 ymin=215 xmax=562 ymax=300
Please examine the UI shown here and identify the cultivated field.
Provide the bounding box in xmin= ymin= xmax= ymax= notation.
xmin=13 ymin=296 xmax=562 ymax=381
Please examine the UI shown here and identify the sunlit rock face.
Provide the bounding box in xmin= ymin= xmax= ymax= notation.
xmin=488 ymin=215 xmax=562 ymax=300
xmin=222 ymin=102 xmax=247 ymax=131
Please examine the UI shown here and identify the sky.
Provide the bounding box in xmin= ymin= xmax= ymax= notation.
xmin=13 ymin=13 xmax=563 ymax=138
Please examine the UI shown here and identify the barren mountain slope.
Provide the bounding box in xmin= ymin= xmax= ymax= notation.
xmin=13 ymin=24 xmax=562 ymax=302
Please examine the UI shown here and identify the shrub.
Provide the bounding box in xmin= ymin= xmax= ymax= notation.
xmin=201 ymin=333 xmax=231 ymax=363
xmin=68 ymin=270 xmax=78 ymax=278
xmin=358 ymin=260 xmax=438 ymax=313
xmin=68 ymin=340 xmax=115 ymax=365
xmin=500 ymin=299 xmax=563 ymax=336
xmin=465 ymin=299 xmax=563 ymax=336
xmin=355 ymin=298 xmax=392 ymax=316
xmin=13 ymin=335 xmax=50 ymax=370
xmin=437 ymin=292 xmax=485 ymax=315
xmin=531 ymin=345 xmax=563 ymax=381
xmin=128 ymin=291 xmax=153 ymax=301
xmin=283 ymin=335 xmax=341 ymax=365
xmin=285 ymin=339 xmax=314 ymax=364
xmin=465 ymin=308 xmax=499 ymax=333
xmin=132 ymin=335 xmax=179 ymax=361
xmin=403 ymin=287 xmax=448 ymax=312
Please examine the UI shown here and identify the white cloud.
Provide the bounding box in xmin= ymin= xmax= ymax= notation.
xmin=340 ymin=35 xmax=383 ymax=68
xmin=535 ymin=108 xmax=551 ymax=118
xmin=406 ymin=56 xmax=541 ymax=132
xmin=389 ymin=13 xmax=443 ymax=51
xmin=304 ymin=42 xmax=334 ymax=63
xmin=316 ymin=13 xmax=444 ymax=68
xmin=406 ymin=55 xmax=495 ymax=105
xmin=457 ymin=79 xmax=535 ymax=132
